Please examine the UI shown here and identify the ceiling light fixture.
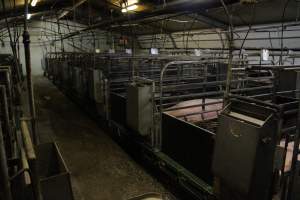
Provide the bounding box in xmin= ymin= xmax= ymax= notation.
xmin=121 ymin=0 xmax=139 ymax=13
xmin=27 ymin=13 xmax=32 ymax=20
xmin=31 ymin=0 xmax=37 ymax=7
xmin=121 ymin=0 xmax=138 ymax=8
xmin=127 ymin=4 xmax=138 ymax=11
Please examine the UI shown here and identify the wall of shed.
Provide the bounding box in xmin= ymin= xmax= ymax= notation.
xmin=136 ymin=22 xmax=300 ymax=64
xmin=0 ymin=20 xmax=111 ymax=75
xmin=2 ymin=20 xmax=300 ymax=75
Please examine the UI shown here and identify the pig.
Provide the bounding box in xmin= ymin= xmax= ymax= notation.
xmin=279 ymin=140 xmax=300 ymax=172
xmin=165 ymin=98 xmax=223 ymax=123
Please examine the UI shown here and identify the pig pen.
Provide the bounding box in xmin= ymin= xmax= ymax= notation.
xmin=156 ymin=61 xmax=297 ymax=193
xmin=162 ymin=98 xmax=222 ymax=186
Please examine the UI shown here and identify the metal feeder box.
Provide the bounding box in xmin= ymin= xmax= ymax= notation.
xmin=126 ymin=82 xmax=154 ymax=136
xmin=213 ymin=99 xmax=278 ymax=200
xmin=37 ymin=142 xmax=74 ymax=200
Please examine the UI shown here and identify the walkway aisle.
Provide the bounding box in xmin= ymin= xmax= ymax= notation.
xmin=34 ymin=76 xmax=169 ymax=200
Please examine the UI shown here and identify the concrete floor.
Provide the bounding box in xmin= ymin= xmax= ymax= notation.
xmin=33 ymin=76 xmax=171 ymax=200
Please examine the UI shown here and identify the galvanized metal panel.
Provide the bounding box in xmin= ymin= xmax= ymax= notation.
xmin=126 ymin=84 xmax=153 ymax=136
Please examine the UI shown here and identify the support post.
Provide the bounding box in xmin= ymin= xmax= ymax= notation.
xmin=23 ymin=0 xmax=37 ymax=145
xmin=287 ymin=99 xmax=300 ymax=200
xmin=23 ymin=0 xmax=42 ymax=200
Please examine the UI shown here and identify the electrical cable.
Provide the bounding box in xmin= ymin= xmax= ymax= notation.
xmin=238 ymin=3 xmax=256 ymax=58
xmin=216 ymin=30 xmax=225 ymax=54
xmin=219 ymin=0 xmax=234 ymax=105
xmin=185 ymin=17 xmax=196 ymax=53
xmin=181 ymin=20 xmax=187 ymax=51
xmin=280 ymin=0 xmax=291 ymax=64
xmin=268 ymin=31 xmax=276 ymax=61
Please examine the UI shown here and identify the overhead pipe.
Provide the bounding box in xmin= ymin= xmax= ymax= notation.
xmin=59 ymin=0 xmax=240 ymax=40
xmin=57 ymin=0 xmax=87 ymax=19
xmin=150 ymin=0 xmax=238 ymax=14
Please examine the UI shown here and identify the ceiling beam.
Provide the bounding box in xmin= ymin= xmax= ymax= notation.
xmin=58 ymin=0 xmax=240 ymax=40
xmin=58 ymin=0 xmax=88 ymax=19
xmin=187 ymin=12 xmax=228 ymax=29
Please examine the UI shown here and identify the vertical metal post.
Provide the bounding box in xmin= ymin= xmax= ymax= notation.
xmin=224 ymin=37 xmax=233 ymax=106
xmin=287 ymin=100 xmax=300 ymax=200
xmin=56 ymin=17 xmax=64 ymax=53
xmin=223 ymin=14 xmax=234 ymax=106
xmin=23 ymin=1 xmax=42 ymax=200
xmin=220 ymin=0 xmax=234 ymax=106
xmin=0 ymin=124 xmax=13 ymax=200
xmin=23 ymin=0 xmax=37 ymax=145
